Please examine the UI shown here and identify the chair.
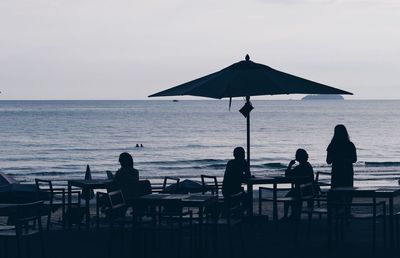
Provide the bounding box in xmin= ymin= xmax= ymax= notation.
xmin=298 ymin=182 xmax=329 ymax=238
xmin=35 ymin=179 xmax=65 ymax=230
xmin=315 ymin=172 xmax=331 ymax=195
xmin=107 ymin=190 xmax=131 ymax=227
xmin=258 ymin=184 xmax=296 ymax=218
xmin=162 ymin=177 xmax=180 ymax=193
xmin=132 ymin=198 xmax=193 ymax=258
xmin=202 ymin=191 xmax=247 ymax=258
xmin=96 ymin=180 xmax=154 ymax=229
xmin=200 ymin=175 xmax=224 ymax=218
xmin=0 ymin=201 xmax=45 ymax=258
xmin=396 ymin=212 xmax=400 ymax=247
xmin=35 ymin=179 xmax=82 ymax=229
xmin=131 ymin=180 xmax=153 ymax=216
xmin=328 ymin=193 xmax=386 ymax=250
xmin=201 ymin=175 xmax=220 ymax=195
xmin=104 ymin=190 xmax=135 ymax=258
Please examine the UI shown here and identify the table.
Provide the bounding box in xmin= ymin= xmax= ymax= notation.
xmin=133 ymin=193 xmax=217 ymax=257
xmin=0 ymin=203 xmax=18 ymax=216
xmin=133 ymin=193 xmax=217 ymax=222
xmin=328 ymin=186 xmax=400 ymax=247
xmin=246 ymin=176 xmax=310 ymax=220
xmin=67 ymin=179 xmax=112 ymax=229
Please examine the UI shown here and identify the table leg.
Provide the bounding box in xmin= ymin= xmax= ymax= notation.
xmin=85 ymin=188 xmax=90 ymax=230
xmin=327 ymin=201 xmax=332 ymax=248
xmin=247 ymin=182 xmax=253 ymax=216
xmin=273 ymin=183 xmax=278 ymax=221
xmin=67 ymin=183 xmax=72 ymax=229
xmin=198 ymin=205 xmax=203 ymax=258
xmin=389 ymin=197 xmax=394 ymax=247
xmin=96 ymin=192 xmax=100 ymax=229
xmin=62 ymin=189 xmax=65 ymax=229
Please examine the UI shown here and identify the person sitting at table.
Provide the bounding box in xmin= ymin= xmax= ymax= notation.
xmin=222 ymin=147 xmax=251 ymax=198
xmin=283 ymin=148 xmax=314 ymax=220
xmin=112 ymin=152 xmax=139 ymax=203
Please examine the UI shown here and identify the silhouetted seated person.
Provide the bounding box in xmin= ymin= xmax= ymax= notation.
xmin=283 ymin=149 xmax=314 ymax=220
xmin=111 ymin=152 xmax=139 ymax=204
xmin=222 ymin=147 xmax=251 ymax=198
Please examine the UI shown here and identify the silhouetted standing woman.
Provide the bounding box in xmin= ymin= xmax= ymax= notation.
xmin=326 ymin=124 xmax=357 ymax=188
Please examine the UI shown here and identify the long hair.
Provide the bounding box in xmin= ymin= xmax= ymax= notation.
xmin=119 ymin=152 xmax=134 ymax=168
xmin=330 ymin=124 xmax=350 ymax=145
xmin=295 ymin=148 xmax=308 ymax=163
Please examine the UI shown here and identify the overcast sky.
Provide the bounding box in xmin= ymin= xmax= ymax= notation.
xmin=0 ymin=0 xmax=399 ymax=100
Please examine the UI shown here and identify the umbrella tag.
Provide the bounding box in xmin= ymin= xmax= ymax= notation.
xmin=239 ymin=102 xmax=254 ymax=118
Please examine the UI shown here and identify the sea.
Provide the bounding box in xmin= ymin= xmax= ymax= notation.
xmin=0 ymin=100 xmax=399 ymax=187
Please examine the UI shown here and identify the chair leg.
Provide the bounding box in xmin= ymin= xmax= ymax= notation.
xmin=108 ymin=225 xmax=114 ymax=258
xmin=3 ymin=238 xmax=8 ymax=258
xmin=228 ymin=226 xmax=234 ymax=258
xmin=372 ymin=216 xmax=376 ymax=252
xmin=178 ymin=221 xmax=183 ymax=258
xmin=27 ymin=237 xmax=31 ymax=258
xmin=39 ymin=232 xmax=46 ymax=258
xmin=120 ymin=225 xmax=125 ymax=258
xmin=214 ymin=222 xmax=218 ymax=255
xmin=340 ymin=217 xmax=345 ymax=242
xmin=47 ymin=211 xmax=51 ymax=231
xmin=335 ymin=216 xmax=340 ymax=245
xmin=292 ymin=214 xmax=300 ymax=246
xmin=307 ymin=212 xmax=312 ymax=238
xmin=239 ymin=223 xmax=246 ymax=257
xmin=16 ymin=234 xmax=22 ymax=258
xmin=383 ymin=211 xmax=387 ymax=248
xmin=396 ymin=215 xmax=399 ymax=248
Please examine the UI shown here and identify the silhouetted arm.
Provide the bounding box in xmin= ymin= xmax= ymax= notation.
xmin=285 ymin=160 xmax=296 ymax=177
xmin=243 ymin=160 xmax=251 ymax=181
xmin=134 ymin=169 xmax=139 ymax=181
xmin=326 ymin=150 xmax=333 ymax=164
xmin=349 ymin=143 xmax=357 ymax=163
xmin=222 ymin=161 xmax=232 ymax=196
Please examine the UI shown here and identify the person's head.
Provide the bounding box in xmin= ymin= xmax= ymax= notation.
xmin=233 ymin=147 xmax=245 ymax=160
xmin=119 ymin=152 xmax=134 ymax=168
xmin=295 ymin=149 xmax=308 ymax=163
xmin=332 ymin=124 xmax=350 ymax=143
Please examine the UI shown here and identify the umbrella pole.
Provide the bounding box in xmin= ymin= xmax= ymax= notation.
xmin=245 ymin=96 xmax=253 ymax=216
xmin=246 ymin=96 xmax=250 ymax=171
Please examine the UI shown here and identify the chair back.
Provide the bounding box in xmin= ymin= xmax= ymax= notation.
xmin=162 ymin=177 xmax=180 ymax=193
xmin=8 ymin=201 xmax=44 ymax=233
xmin=129 ymin=180 xmax=154 ymax=217
xmin=35 ymin=179 xmax=54 ymax=202
xmin=224 ymin=191 xmax=246 ymax=221
xmin=299 ymin=182 xmax=315 ymax=199
xmin=201 ymin=175 xmax=219 ymax=195
xmin=107 ymin=190 xmax=127 ymax=219
xmin=15 ymin=201 xmax=44 ymax=223
xmin=108 ymin=190 xmax=126 ymax=210
xmin=315 ymin=172 xmax=331 ymax=187
xmin=135 ymin=180 xmax=152 ymax=196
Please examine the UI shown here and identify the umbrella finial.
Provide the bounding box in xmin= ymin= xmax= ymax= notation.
xmin=245 ymin=54 xmax=250 ymax=61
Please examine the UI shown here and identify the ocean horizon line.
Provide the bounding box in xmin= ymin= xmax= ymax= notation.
xmin=0 ymin=98 xmax=400 ymax=101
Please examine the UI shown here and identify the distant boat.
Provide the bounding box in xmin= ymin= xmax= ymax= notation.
xmin=172 ymin=100 xmax=179 ymax=102
xmin=302 ymin=94 xmax=344 ymax=100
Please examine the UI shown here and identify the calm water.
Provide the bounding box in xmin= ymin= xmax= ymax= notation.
xmin=0 ymin=100 xmax=399 ymax=186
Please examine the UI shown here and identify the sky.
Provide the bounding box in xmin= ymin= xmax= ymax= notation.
xmin=0 ymin=0 xmax=399 ymax=100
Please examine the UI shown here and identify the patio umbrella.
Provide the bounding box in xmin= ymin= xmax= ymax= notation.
xmin=149 ymin=55 xmax=353 ymax=169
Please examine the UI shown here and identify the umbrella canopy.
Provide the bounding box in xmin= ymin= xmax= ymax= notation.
xmin=149 ymin=55 xmax=352 ymax=98
xmin=149 ymin=55 xmax=353 ymax=169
